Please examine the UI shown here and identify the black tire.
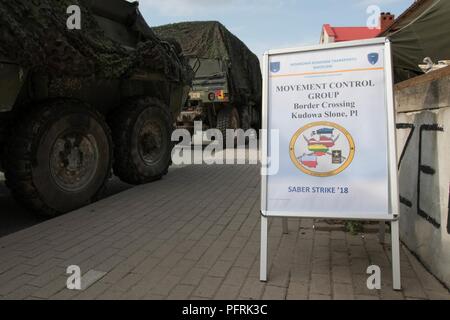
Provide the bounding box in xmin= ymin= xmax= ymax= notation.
xmin=251 ymin=107 xmax=261 ymax=130
xmin=217 ymin=107 xmax=240 ymax=147
xmin=250 ymin=107 xmax=261 ymax=140
xmin=240 ymin=108 xmax=251 ymax=131
xmin=109 ymin=97 xmax=173 ymax=185
xmin=3 ymin=100 xmax=113 ymax=217
xmin=240 ymin=108 xmax=254 ymax=146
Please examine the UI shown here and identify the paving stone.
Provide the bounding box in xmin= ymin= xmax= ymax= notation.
xmin=31 ymin=276 xmax=67 ymax=299
xmin=214 ymin=284 xmax=241 ymax=300
xmin=290 ymin=265 xmax=310 ymax=284
xmin=132 ymin=256 xmax=160 ymax=275
xmin=180 ymin=267 xmax=209 ymax=286
xmin=380 ymin=285 xmax=404 ymax=300
xmin=331 ymin=239 xmax=347 ymax=252
xmin=262 ymin=285 xmax=286 ymax=300
xmin=224 ymin=267 xmax=249 ymax=287
xmin=209 ymin=260 xmax=233 ymax=278
xmin=355 ymin=294 xmax=380 ymax=300
xmin=193 ymin=276 xmax=223 ymax=298
xmin=28 ymin=266 xmax=65 ymax=288
xmin=150 ymin=275 xmax=181 ymax=296
xmin=330 ymin=231 xmax=346 ymax=240
xmin=310 ymin=274 xmax=331 ymax=296
xmin=0 ymin=274 xmax=36 ymax=296
xmin=99 ymin=288 xmax=126 ymax=300
xmin=51 ymin=288 xmax=80 ymax=300
xmin=74 ymin=282 xmax=110 ymax=300
xmin=239 ymin=278 xmax=265 ymax=300
xmin=0 ymin=263 xmax=34 ymax=289
xmin=95 ymin=255 xmax=126 ymax=273
xmin=2 ymin=285 xmax=39 ymax=300
xmin=350 ymin=258 xmax=371 ymax=275
xmin=331 ymin=251 xmax=350 ymax=266
xmin=0 ymin=164 xmax=447 ymax=300
xmin=286 ymin=282 xmax=308 ymax=300
xmin=308 ymin=294 xmax=331 ymax=300
xmin=311 ymin=257 xmax=330 ymax=275
xmin=427 ymin=291 xmax=450 ymax=300
xmin=267 ymin=264 xmax=290 ymax=288
xmin=169 ymin=259 xmax=197 ymax=277
xmin=403 ymin=248 xmax=449 ymax=296
xmin=333 ymin=283 xmax=354 ymax=300
xmin=402 ymin=277 xmax=428 ymax=299
xmin=332 ymin=266 xmax=352 ymax=284
xmin=352 ymin=274 xmax=380 ymax=297
xmin=80 ymin=270 xmax=107 ymax=290
xmin=167 ymin=285 xmax=196 ymax=300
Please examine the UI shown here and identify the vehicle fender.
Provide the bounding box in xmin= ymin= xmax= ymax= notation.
xmin=0 ymin=62 xmax=26 ymax=112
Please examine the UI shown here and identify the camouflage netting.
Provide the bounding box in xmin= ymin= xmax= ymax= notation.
xmin=0 ymin=0 xmax=191 ymax=82
xmin=387 ymin=0 xmax=450 ymax=83
xmin=154 ymin=21 xmax=262 ymax=106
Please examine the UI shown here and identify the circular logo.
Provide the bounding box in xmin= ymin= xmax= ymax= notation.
xmin=289 ymin=121 xmax=355 ymax=177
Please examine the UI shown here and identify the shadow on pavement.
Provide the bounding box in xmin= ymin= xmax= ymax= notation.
xmin=0 ymin=176 xmax=132 ymax=238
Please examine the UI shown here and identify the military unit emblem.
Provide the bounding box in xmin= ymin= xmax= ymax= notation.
xmin=289 ymin=121 xmax=355 ymax=177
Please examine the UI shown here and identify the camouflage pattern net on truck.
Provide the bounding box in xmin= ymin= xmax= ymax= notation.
xmin=0 ymin=0 xmax=191 ymax=82
xmin=154 ymin=21 xmax=262 ymax=106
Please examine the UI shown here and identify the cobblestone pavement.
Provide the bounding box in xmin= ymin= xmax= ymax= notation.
xmin=0 ymin=164 xmax=448 ymax=300
xmin=0 ymin=173 xmax=132 ymax=237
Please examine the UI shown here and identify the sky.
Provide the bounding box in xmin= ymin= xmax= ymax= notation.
xmin=137 ymin=0 xmax=413 ymax=58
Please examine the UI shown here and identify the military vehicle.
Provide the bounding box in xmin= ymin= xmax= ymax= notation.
xmin=154 ymin=22 xmax=262 ymax=139
xmin=0 ymin=0 xmax=192 ymax=216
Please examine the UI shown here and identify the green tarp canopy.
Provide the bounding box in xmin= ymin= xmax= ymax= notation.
xmin=154 ymin=21 xmax=262 ymax=107
xmin=388 ymin=0 xmax=450 ymax=82
xmin=0 ymin=0 xmax=190 ymax=82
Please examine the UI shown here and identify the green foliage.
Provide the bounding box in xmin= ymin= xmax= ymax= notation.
xmin=345 ymin=221 xmax=363 ymax=235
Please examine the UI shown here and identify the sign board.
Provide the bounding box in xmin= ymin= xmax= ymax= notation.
xmin=261 ymin=38 xmax=399 ymax=221
xmin=260 ymin=38 xmax=401 ymax=290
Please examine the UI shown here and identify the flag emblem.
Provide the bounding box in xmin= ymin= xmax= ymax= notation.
xmin=270 ymin=62 xmax=280 ymax=73
xmin=368 ymin=53 xmax=379 ymax=65
xmin=289 ymin=122 xmax=355 ymax=177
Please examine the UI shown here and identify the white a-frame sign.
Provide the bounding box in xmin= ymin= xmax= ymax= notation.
xmin=260 ymin=38 xmax=401 ymax=290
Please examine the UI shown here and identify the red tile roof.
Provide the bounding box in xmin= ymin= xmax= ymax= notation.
xmin=323 ymin=24 xmax=381 ymax=42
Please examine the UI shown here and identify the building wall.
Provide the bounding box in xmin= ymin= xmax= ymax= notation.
xmin=395 ymin=67 xmax=450 ymax=288
xmin=320 ymin=30 xmax=334 ymax=44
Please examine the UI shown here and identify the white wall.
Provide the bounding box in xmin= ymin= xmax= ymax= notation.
xmin=320 ymin=29 xmax=334 ymax=44
xmin=395 ymin=70 xmax=450 ymax=288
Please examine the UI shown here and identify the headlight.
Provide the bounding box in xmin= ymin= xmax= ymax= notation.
xmin=189 ymin=92 xmax=201 ymax=100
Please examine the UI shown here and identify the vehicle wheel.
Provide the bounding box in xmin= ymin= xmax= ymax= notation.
xmin=3 ymin=100 xmax=113 ymax=216
xmin=217 ymin=106 xmax=240 ymax=147
xmin=240 ymin=108 xmax=251 ymax=131
xmin=250 ymin=107 xmax=261 ymax=139
xmin=110 ymin=97 xmax=173 ymax=185
xmin=250 ymin=107 xmax=261 ymax=130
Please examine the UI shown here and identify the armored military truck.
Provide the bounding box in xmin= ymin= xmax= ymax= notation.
xmin=154 ymin=22 xmax=262 ymax=138
xmin=0 ymin=0 xmax=192 ymax=216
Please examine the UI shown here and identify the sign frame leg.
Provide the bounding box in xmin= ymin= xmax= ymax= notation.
xmin=391 ymin=219 xmax=401 ymax=290
xmin=260 ymin=215 xmax=268 ymax=282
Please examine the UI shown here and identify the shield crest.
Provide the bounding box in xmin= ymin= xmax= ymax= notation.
xmin=368 ymin=53 xmax=379 ymax=65
xmin=270 ymin=62 xmax=280 ymax=73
